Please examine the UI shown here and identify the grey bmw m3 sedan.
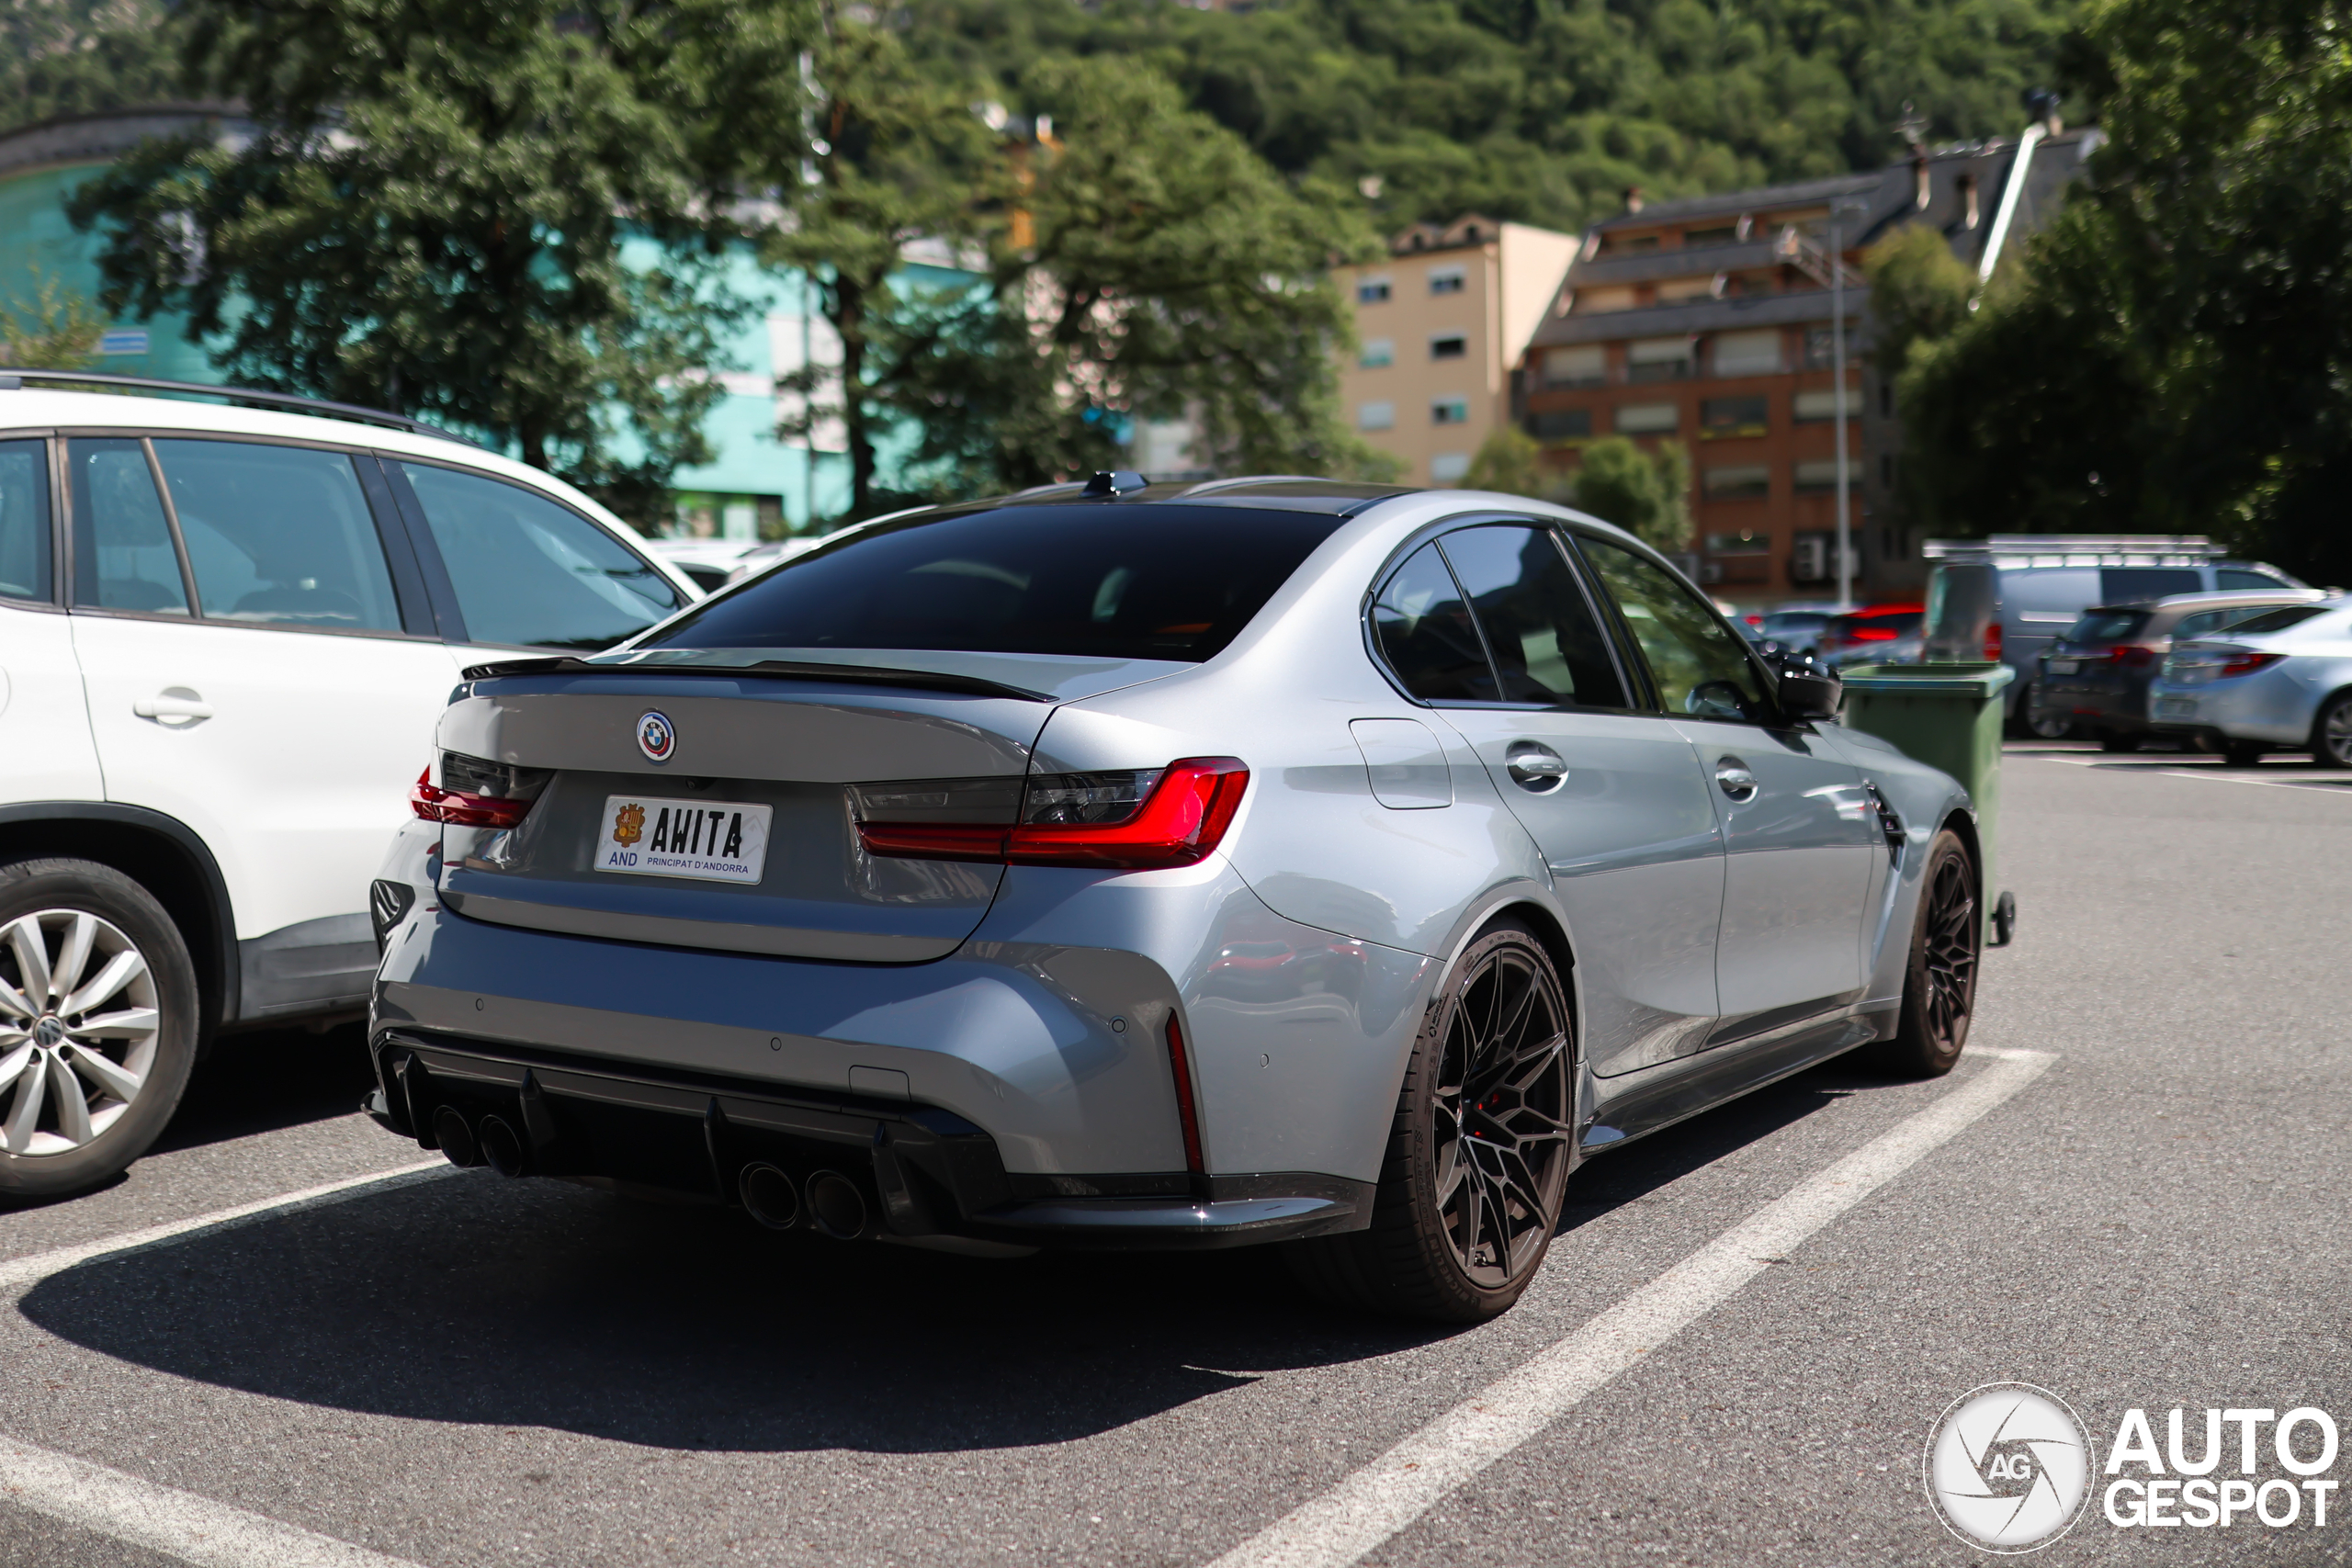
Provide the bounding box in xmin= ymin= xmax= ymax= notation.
xmin=367 ymin=475 xmax=1981 ymax=1321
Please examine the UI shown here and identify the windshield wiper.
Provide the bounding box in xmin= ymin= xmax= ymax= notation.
xmin=459 ymin=654 xmax=1051 ymax=703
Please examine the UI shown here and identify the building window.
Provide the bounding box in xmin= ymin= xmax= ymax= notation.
xmin=1881 ymin=455 xmax=1895 ymax=487
xmin=1880 ymin=380 xmax=1894 ymax=417
xmin=1615 ymin=401 xmax=1679 ymax=434
xmin=1626 ymin=337 xmax=1694 ymax=382
xmin=1429 ymin=266 xmax=1466 ymax=295
xmin=1702 ymin=464 xmax=1771 ymax=500
xmin=1359 ymin=277 xmax=1392 ymax=305
xmin=1360 ymin=338 xmax=1394 ymax=369
xmin=1793 ymin=458 xmax=1860 ymax=492
xmin=1685 ymin=225 xmax=1739 ymax=248
xmin=1657 ymin=276 xmax=1717 ymax=304
xmin=1793 ymin=385 xmax=1858 ymax=422
xmin=1542 ymin=345 xmax=1605 ymax=387
xmin=1706 ymin=529 xmax=1771 ymax=556
xmin=1527 ymin=408 xmax=1592 ymax=441
xmin=1574 ymin=286 xmax=1637 ymax=313
xmin=1802 ymin=327 xmax=1849 ymax=370
xmin=1430 ymin=333 xmax=1468 ymax=360
xmin=1712 ymin=329 xmax=1781 ymax=378
xmin=1358 ymin=400 xmax=1396 ymax=432
xmin=1700 ymin=396 xmax=1769 ymax=440
xmin=1432 ymin=397 xmax=1470 ymax=425
xmin=1430 ymin=452 xmax=1472 ymax=482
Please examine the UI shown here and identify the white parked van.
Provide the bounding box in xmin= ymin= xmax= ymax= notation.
xmin=0 ymin=373 xmax=698 ymax=1196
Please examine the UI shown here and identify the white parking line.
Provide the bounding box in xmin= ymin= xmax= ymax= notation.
xmin=1205 ymin=1048 xmax=2056 ymax=1568
xmin=0 ymin=1158 xmax=452 ymax=1567
xmin=0 ymin=1158 xmax=450 ymax=1294
xmin=0 ymin=1438 xmax=431 ymax=1568
xmin=2021 ymin=754 xmax=2352 ymax=789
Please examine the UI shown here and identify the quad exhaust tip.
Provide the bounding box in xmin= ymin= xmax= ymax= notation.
xmin=477 ymin=1115 xmax=527 ymax=1178
xmin=805 ymin=1169 xmax=869 ymax=1240
xmin=739 ymin=1163 xmax=801 ymax=1230
xmin=433 ymin=1105 xmax=481 ymax=1168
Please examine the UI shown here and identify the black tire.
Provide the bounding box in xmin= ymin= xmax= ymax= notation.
xmin=1288 ymin=918 xmax=1574 ymax=1323
xmin=1868 ymin=830 xmax=1979 ymax=1078
xmin=2311 ymin=693 xmax=2352 ymax=768
xmin=0 ymin=859 xmax=198 ymax=1200
xmin=2099 ymin=732 xmax=2142 ymax=753
xmin=2019 ymin=682 xmax=2071 ymax=739
xmin=2222 ymin=739 xmax=2266 ymax=768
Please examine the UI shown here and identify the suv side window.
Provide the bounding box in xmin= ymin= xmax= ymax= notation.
xmin=393 ymin=461 xmax=680 ymax=649
xmin=153 ymin=439 xmax=404 ymax=633
xmin=2218 ymin=569 xmax=2290 ymax=592
xmin=0 ymin=440 xmax=51 ymax=603
xmin=1574 ymin=533 xmax=1770 ymax=722
xmin=67 ymin=437 xmax=189 ymax=615
xmin=1435 ymin=524 xmax=1627 ymax=707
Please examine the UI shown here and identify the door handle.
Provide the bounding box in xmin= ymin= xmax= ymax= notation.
xmin=1714 ymin=758 xmax=1758 ymax=801
xmin=1505 ymin=741 xmax=1567 ymax=792
xmin=132 ymin=689 xmax=212 ymax=725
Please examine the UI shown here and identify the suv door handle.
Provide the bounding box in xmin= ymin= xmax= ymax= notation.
xmin=1505 ymin=741 xmax=1567 ymax=791
xmin=132 ymin=689 xmax=213 ymax=725
xmin=1714 ymin=758 xmax=1758 ymax=801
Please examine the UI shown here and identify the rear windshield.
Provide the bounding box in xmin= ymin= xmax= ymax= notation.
xmin=642 ymin=503 xmax=1347 ymax=661
xmin=2064 ymin=608 xmax=2151 ymax=644
xmin=2223 ymin=604 xmax=2330 ymax=637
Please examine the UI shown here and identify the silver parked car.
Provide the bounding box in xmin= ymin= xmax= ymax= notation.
xmin=367 ymin=477 xmax=1981 ymax=1321
xmin=2148 ymin=597 xmax=2352 ymax=766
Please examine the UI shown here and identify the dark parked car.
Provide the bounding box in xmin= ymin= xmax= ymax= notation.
xmin=2030 ymin=589 xmax=2324 ymax=749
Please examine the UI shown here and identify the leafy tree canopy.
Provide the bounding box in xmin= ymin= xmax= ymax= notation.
xmin=901 ymin=0 xmax=2077 ymax=233
xmin=1897 ymin=0 xmax=2352 ymax=585
xmin=64 ymin=0 xmax=816 ymax=525
xmin=1462 ymin=427 xmax=1691 ymax=553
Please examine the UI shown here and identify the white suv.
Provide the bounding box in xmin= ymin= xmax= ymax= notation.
xmin=0 ymin=375 xmax=698 ymax=1196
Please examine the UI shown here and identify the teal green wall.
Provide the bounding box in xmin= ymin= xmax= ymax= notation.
xmin=0 ymin=162 xmax=212 ymax=382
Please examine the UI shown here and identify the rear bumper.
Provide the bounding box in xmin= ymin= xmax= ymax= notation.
xmin=2146 ymin=671 xmax=2316 ymax=744
xmin=369 ymin=1031 xmax=1370 ymax=1249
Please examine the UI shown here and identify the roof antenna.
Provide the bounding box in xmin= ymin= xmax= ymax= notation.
xmin=1081 ymin=470 xmax=1148 ymax=498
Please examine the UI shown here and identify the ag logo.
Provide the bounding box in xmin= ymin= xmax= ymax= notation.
xmin=1925 ymin=1383 xmax=2093 ymax=1552
xmin=636 ymin=710 xmax=675 ymax=764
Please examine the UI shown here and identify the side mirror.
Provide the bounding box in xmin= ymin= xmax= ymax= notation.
xmin=1776 ymin=660 xmax=1843 ymax=722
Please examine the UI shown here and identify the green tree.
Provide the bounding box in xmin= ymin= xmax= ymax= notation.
xmin=1568 ymin=435 xmax=1692 ymax=554
xmin=1 ymin=1 xmax=192 ymax=136
xmin=888 ymin=56 xmax=1388 ymax=497
xmin=1897 ymin=0 xmax=2352 ymax=585
xmin=1464 ymin=423 xmax=1555 ymax=500
xmin=0 ymin=269 xmax=107 ymax=369
xmin=66 ymin=0 xmax=816 ymax=525
xmin=1861 ymin=224 xmax=1975 ymax=379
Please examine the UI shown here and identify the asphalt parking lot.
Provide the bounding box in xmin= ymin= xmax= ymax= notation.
xmin=0 ymin=741 xmax=2346 ymax=1568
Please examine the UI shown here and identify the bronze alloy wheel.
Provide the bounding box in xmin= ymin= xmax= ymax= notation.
xmin=1286 ymin=918 xmax=1575 ymax=1322
xmin=1873 ymin=829 xmax=1979 ymax=1077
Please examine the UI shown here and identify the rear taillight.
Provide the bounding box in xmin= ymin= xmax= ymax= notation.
xmin=856 ymin=758 xmax=1250 ymax=871
xmin=2119 ymin=645 xmax=2161 ymax=670
xmin=2219 ymin=652 xmax=2286 ymax=679
xmin=1849 ymin=626 xmax=1898 ymax=642
xmin=1983 ymin=621 xmax=2003 ymax=660
xmin=410 ymin=751 xmax=551 ymax=829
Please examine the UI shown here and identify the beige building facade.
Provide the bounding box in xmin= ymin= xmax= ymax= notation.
xmin=1333 ymin=216 xmax=1579 ymax=485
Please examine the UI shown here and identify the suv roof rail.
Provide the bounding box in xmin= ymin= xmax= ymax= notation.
xmin=0 ymin=368 xmax=490 ymax=449
xmin=1923 ymin=534 xmax=2222 ymax=564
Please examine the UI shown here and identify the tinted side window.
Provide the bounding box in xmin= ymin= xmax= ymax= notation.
xmin=1436 ymin=525 xmax=1626 ymax=707
xmin=1577 ymin=535 xmax=1769 ymax=721
xmin=2218 ymin=569 xmax=2290 ymax=591
xmin=398 ymin=463 xmax=679 ymax=649
xmin=1371 ymin=542 xmax=1497 ymax=702
xmin=2102 ymin=568 xmax=2202 ymax=602
xmin=153 ymin=440 xmax=403 ymax=632
xmin=68 ymin=438 xmax=188 ymax=615
xmin=0 ymin=440 xmax=51 ymax=602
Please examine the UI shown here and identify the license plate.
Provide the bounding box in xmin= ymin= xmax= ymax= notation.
xmin=594 ymin=795 xmax=771 ymax=884
xmin=2156 ymin=697 xmax=2197 ymax=719
xmin=2049 ymin=659 xmax=2078 ymax=674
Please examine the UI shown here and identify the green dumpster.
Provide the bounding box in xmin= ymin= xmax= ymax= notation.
xmin=1838 ymin=661 xmax=2017 ymax=944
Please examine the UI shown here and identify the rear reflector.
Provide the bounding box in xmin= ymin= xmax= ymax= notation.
xmin=1984 ymin=621 xmax=2004 ymax=660
xmin=1165 ymin=1014 xmax=1206 ymax=1175
xmin=858 ymin=757 xmax=1250 ymax=871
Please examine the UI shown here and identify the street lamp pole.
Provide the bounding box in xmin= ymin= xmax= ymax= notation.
xmin=1829 ymin=198 xmax=1862 ymax=613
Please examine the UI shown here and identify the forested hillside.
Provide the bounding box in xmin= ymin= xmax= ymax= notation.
xmin=903 ymin=0 xmax=2079 ymax=230
xmin=6 ymin=0 xmax=2078 ymax=231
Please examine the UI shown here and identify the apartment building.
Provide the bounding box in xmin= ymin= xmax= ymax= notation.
xmin=1335 ymin=215 xmax=1579 ymax=485
xmin=1519 ymin=126 xmax=2100 ymax=604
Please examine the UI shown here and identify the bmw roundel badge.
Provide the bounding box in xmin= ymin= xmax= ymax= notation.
xmin=636 ymin=710 xmax=675 ymax=764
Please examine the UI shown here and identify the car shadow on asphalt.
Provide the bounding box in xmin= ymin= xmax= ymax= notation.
xmin=19 ymin=1056 xmax=1886 ymax=1453
xmin=148 ymin=1021 xmax=378 ymax=1156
